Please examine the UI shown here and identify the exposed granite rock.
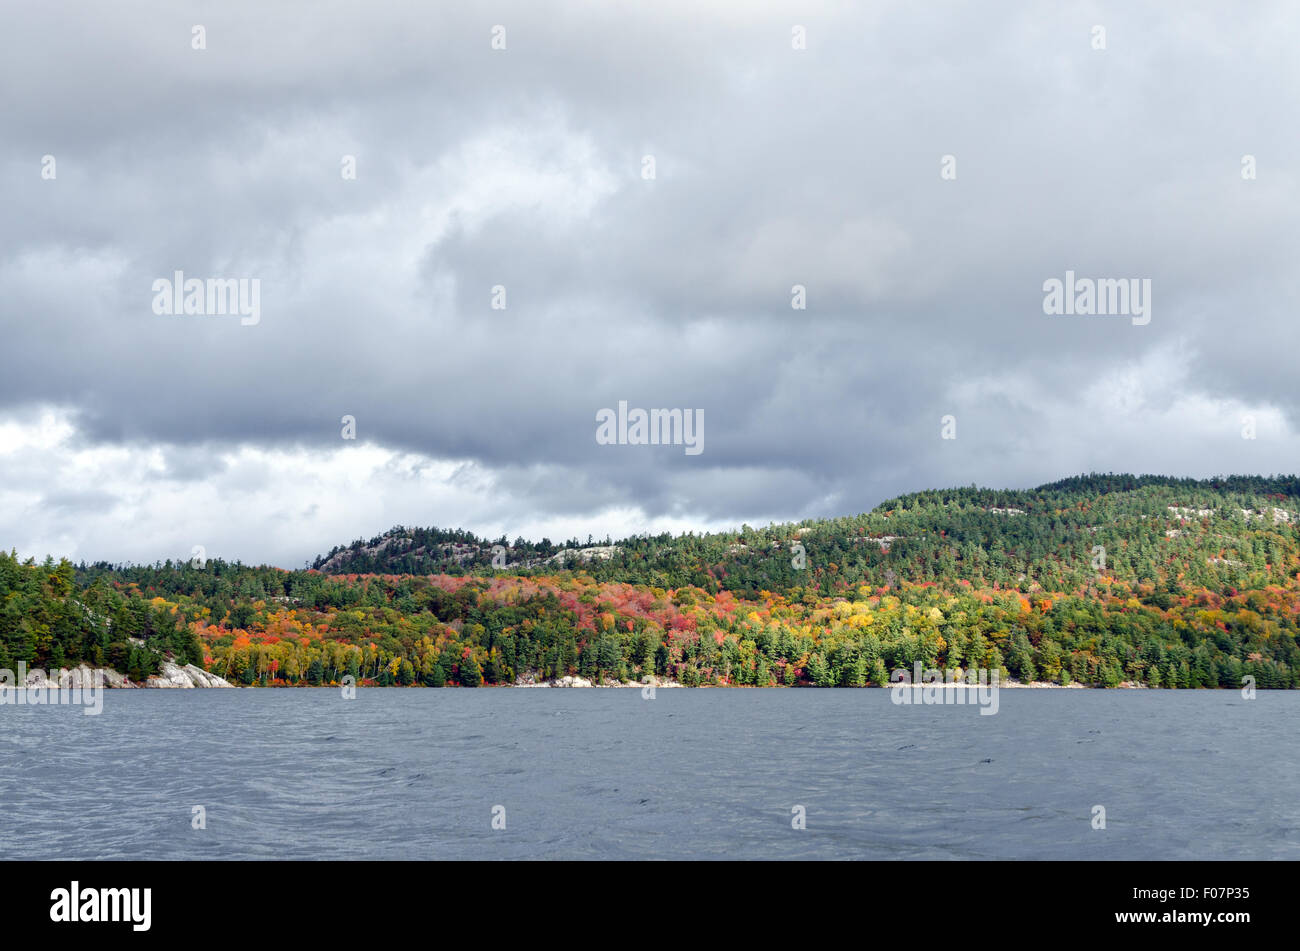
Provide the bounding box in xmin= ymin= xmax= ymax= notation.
xmin=514 ymin=671 xmax=681 ymax=689
xmin=10 ymin=661 xmax=230 ymax=689
xmin=145 ymin=661 xmax=233 ymax=688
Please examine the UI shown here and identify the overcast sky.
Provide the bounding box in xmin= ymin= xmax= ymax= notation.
xmin=2 ymin=1 xmax=1298 ymax=568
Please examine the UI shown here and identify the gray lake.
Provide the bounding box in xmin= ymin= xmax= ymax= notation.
xmin=1 ymin=689 xmax=1296 ymax=860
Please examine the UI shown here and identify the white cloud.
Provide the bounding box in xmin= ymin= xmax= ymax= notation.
xmin=0 ymin=407 xmax=749 ymax=565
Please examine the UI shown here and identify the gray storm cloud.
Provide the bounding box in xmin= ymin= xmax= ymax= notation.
xmin=2 ymin=0 xmax=1298 ymax=565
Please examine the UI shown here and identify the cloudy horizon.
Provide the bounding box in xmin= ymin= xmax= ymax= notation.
xmin=4 ymin=1 xmax=1299 ymax=568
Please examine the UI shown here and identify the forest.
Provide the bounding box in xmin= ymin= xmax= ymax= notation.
xmin=3 ymin=473 xmax=1298 ymax=688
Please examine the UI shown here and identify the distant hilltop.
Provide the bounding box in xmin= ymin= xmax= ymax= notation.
xmin=314 ymin=537 xmax=620 ymax=575
xmin=306 ymin=473 xmax=1300 ymax=598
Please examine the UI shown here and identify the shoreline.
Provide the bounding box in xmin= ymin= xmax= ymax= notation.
xmin=41 ymin=679 xmax=1179 ymax=690
xmin=2 ymin=661 xmax=233 ymax=690
xmin=0 ymin=668 xmax=1204 ymax=690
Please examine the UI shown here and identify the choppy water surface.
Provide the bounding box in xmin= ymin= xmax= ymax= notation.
xmin=1 ymin=689 xmax=1295 ymax=859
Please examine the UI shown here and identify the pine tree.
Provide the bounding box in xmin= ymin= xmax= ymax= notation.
xmin=459 ymin=654 xmax=483 ymax=687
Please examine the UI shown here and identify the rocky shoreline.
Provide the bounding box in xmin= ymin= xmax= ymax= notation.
xmin=14 ymin=661 xmax=233 ymax=689
xmin=514 ymin=673 xmax=682 ymax=689
xmin=1 ymin=667 xmax=1155 ymax=690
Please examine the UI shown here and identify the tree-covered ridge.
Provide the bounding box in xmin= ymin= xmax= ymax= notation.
xmin=312 ymin=473 xmax=1300 ymax=598
xmin=5 ymin=473 xmax=1299 ymax=688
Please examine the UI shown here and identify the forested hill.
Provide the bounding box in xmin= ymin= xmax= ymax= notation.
xmin=7 ymin=473 xmax=1299 ymax=689
xmin=312 ymin=474 xmax=1300 ymax=598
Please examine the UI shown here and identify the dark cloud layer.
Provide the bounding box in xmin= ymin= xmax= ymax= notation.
xmin=3 ymin=1 xmax=1299 ymax=565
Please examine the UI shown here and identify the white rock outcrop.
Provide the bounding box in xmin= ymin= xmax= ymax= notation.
xmin=545 ymin=546 xmax=621 ymax=565
xmin=10 ymin=661 xmax=231 ymax=689
xmin=145 ymin=661 xmax=234 ymax=688
xmin=514 ymin=671 xmax=681 ymax=689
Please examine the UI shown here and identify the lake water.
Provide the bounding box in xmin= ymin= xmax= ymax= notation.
xmin=1 ymin=689 xmax=1296 ymax=860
